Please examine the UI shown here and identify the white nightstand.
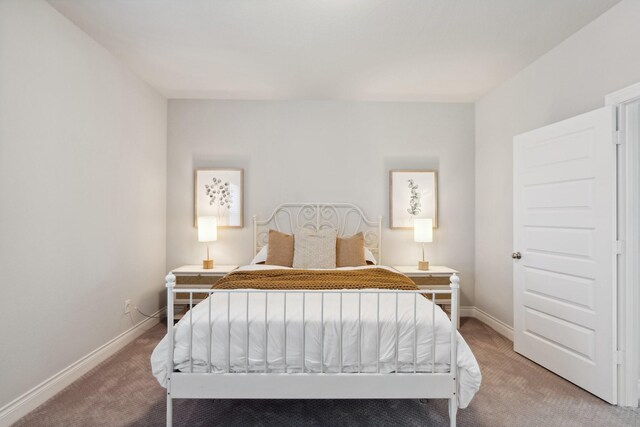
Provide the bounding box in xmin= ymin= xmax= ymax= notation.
xmin=393 ymin=266 xmax=460 ymax=328
xmin=171 ymin=265 xmax=239 ymax=322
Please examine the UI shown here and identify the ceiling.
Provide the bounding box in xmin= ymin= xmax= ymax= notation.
xmin=47 ymin=0 xmax=620 ymax=102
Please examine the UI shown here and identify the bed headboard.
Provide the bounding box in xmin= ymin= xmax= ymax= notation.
xmin=253 ymin=203 xmax=382 ymax=263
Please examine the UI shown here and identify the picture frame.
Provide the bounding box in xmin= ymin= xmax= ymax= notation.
xmin=194 ymin=168 xmax=244 ymax=228
xmin=389 ymin=170 xmax=438 ymax=229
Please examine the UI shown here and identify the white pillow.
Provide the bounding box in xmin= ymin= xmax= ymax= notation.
xmin=292 ymin=228 xmax=337 ymax=269
xmin=364 ymin=248 xmax=377 ymax=265
xmin=250 ymin=245 xmax=269 ymax=264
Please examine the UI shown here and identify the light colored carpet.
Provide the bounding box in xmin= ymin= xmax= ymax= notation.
xmin=12 ymin=318 xmax=640 ymax=427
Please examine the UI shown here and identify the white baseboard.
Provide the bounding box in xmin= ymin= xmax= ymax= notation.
xmin=459 ymin=306 xmax=475 ymax=318
xmin=0 ymin=308 xmax=165 ymax=427
xmin=461 ymin=306 xmax=514 ymax=341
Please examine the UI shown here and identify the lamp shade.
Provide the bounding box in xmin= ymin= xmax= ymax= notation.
xmin=413 ymin=218 xmax=433 ymax=243
xmin=197 ymin=216 xmax=218 ymax=242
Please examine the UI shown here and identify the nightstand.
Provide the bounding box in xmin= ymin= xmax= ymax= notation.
xmin=393 ymin=266 xmax=461 ymax=328
xmin=171 ymin=265 xmax=239 ymax=322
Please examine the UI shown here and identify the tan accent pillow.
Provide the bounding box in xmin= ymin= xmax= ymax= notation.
xmin=266 ymin=230 xmax=294 ymax=267
xmin=292 ymin=228 xmax=337 ymax=269
xmin=336 ymin=232 xmax=367 ymax=267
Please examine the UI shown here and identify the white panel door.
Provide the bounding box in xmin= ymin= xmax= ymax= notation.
xmin=513 ymin=106 xmax=617 ymax=403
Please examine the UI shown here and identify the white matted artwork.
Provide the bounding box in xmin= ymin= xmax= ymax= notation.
xmin=194 ymin=168 xmax=243 ymax=228
xmin=389 ymin=170 xmax=438 ymax=229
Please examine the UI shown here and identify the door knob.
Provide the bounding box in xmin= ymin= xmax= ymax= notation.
xmin=512 ymin=252 xmax=522 ymax=260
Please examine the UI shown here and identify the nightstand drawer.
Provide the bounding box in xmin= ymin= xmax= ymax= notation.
xmin=410 ymin=276 xmax=451 ymax=287
xmin=175 ymin=277 xmax=223 ymax=305
xmin=420 ymin=290 xmax=451 ymax=302
xmin=175 ymin=293 xmax=210 ymax=302
xmin=176 ymin=275 xmax=224 ymax=285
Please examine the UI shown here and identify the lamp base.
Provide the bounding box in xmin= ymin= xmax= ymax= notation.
xmin=418 ymin=261 xmax=429 ymax=271
xmin=203 ymin=259 xmax=214 ymax=269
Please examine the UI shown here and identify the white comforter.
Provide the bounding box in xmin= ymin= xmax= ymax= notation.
xmin=151 ymin=265 xmax=481 ymax=408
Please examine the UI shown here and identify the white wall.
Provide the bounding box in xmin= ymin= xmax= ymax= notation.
xmin=475 ymin=0 xmax=640 ymax=326
xmin=167 ymin=100 xmax=475 ymax=305
xmin=0 ymin=0 xmax=167 ymax=410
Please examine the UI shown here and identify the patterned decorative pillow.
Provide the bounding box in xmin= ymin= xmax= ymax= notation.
xmin=292 ymin=228 xmax=337 ymax=269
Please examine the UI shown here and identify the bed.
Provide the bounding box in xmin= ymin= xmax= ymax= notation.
xmin=152 ymin=203 xmax=481 ymax=427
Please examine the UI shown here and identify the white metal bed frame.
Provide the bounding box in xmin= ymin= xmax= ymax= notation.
xmin=165 ymin=203 xmax=459 ymax=426
xmin=253 ymin=202 xmax=383 ymax=262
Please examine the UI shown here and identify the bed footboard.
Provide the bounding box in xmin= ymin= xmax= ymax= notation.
xmin=164 ymin=273 xmax=460 ymax=427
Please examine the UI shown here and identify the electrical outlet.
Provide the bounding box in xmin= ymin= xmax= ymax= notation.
xmin=124 ymin=299 xmax=132 ymax=315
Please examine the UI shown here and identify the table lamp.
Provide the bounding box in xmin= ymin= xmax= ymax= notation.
xmin=414 ymin=218 xmax=433 ymax=270
xmin=197 ymin=216 xmax=217 ymax=269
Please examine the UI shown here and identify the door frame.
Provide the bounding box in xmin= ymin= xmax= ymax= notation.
xmin=606 ymin=82 xmax=640 ymax=407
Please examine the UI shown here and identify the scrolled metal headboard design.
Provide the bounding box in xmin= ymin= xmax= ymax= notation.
xmin=253 ymin=203 xmax=382 ymax=263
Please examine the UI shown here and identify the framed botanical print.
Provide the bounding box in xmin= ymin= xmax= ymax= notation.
xmin=389 ymin=170 xmax=438 ymax=229
xmin=194 ymin=168 xmax=244 ymax=228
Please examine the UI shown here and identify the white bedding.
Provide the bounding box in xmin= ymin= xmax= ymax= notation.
xmin=151 ymin=265 xmax=481 ymax=408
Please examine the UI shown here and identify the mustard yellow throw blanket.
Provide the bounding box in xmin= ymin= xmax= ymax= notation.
xmin=213 ymin=268 xmax=419 ymax=291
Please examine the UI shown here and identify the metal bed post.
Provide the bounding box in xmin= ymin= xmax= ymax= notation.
xmin=165 ymin=273 xmax=176 ymax=427
xmin=449 ymin=273 xmax=460 ymax=427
